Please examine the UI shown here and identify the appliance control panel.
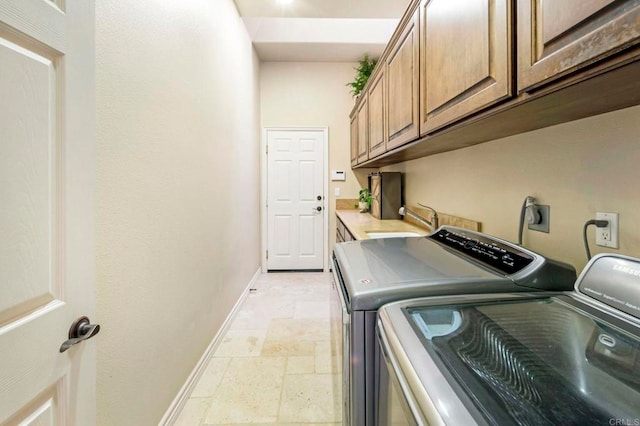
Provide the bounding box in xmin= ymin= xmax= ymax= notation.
xmin=430 ymin=228 xmax=535 ymax=275
xmin=578 ymin=254 xmax=640 ymax=320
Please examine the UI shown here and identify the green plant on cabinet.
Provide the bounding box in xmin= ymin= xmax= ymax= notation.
xmin=347 ymin=54 xmax=378 ymax=97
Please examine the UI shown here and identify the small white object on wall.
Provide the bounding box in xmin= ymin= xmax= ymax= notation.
xmin=331 ymin=170 xmax=346 ymax=181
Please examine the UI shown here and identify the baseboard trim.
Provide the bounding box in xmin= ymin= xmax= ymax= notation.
xmin=158 ymin=267 xmax=261 ymax=425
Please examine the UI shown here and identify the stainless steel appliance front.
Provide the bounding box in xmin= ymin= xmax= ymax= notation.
xmin=368 ymin=172 xmax=402 ymax=220
xmin=376 ymin=323 xmax=420 ymax=426
xmin=375 ymin=254 xmax=640 ymax=425
xmin=332 ymin=226 xmax=577 ymax=425
xmin=332 ymin=255 xmax=379 ymax=425
xmin=331 ymin=256 xmax=352 ymax=425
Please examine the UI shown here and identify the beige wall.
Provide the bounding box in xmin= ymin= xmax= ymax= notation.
xmin=95 ymin=0 xmax=261 ymax=424
xmin=260 ymin=62 xmax=374 ymax=255
xmin=382 ymin=105 xmax=640 ymax=271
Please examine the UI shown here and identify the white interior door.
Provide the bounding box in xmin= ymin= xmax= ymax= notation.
xmin=267 ymin=129 xmax=325 ymax=270
xmin=0 ymin=0 xmax=95 ymax=424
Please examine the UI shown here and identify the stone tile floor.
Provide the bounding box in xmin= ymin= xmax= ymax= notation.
xmin=174 ymin=272 xmax=342 ymax=425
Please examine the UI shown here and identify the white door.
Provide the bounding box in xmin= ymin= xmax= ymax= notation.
xmin=267 ymin=129 xmax=325 ymax=270
xmin=0 ymin=0 xmax=95 ymax=424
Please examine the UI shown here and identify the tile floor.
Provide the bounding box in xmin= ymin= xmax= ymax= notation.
xmin=174 ymin=272 xmax=342 ymax=425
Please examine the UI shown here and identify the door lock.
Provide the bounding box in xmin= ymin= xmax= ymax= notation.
xmin=317 ymin=195 xmax=323 ymax=201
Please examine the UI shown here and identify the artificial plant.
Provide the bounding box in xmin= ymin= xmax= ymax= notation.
xmin=346 ymin=54 xmax=378 ymax=97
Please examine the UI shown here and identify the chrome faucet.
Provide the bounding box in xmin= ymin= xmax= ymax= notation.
xmin=398 ymin=203 xmax=439 ymax=231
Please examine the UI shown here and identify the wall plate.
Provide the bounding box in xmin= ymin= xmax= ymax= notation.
xmin=528 ymin=205 xmax=550 ymax=233
xmin=596 ymin=212 xmax=619 ymax=248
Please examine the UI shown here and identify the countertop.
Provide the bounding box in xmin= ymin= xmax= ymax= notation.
xmin=336 ymin=209 xmax=429 ymax=240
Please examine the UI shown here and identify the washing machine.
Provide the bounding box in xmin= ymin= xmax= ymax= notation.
xmin=331 ymin=226 xmax=577 ymax=425
xmin=376 ymin=253 xmax=640 ymax=425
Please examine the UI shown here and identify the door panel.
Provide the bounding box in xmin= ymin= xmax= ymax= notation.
xmin=367 ymin=69 xmax=386 ymax=159
xmin=299 ymin=215 xmax=316 ymax=255
xmin=350 ymin=113 xmax=358 ymax=167
xmin=299 ymin=160 xmax=316 ymax=200
xmin=386 ymin=8 xmax=420 ymax=150
xmin=0 ymin=36 xmax=57 ymax=325
xmin=517 ymin=0 xmax=640 ymax=91
xmin=427 ymin=0 xmax=490 ymax=109
xmin=421 ymin=0 xmax=512 ymax=133
xmin=273 ymin=160 xmax=293 ymax=201
xmin=274 ymin=215 xmax=292 ymax=256
xmin=267 ymin=130 xmax=325 ymax=270
xmin=5 ymin=383 xmax=61 ymax=426
xmin=356 ymin=98 xmax=368 ymax=163
xmin=0 ymin=0 xmax=95 ymax=423
xmin=541 ymin=0 xmax=616 ymax=44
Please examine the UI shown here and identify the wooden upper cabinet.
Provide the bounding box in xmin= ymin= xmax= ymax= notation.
xmin=420 ymin=0 xmax=512 ymax=134
xmin=386 ymin=7 xmax=420 ymax=151
xmin=350 ymin=111 xmax=358 ymax=167
xmin=367 ymin=68 xmax=386 ymax=159
xmin=356 ymin=96 xmax=369 ymax=163
xmin=517 ymin=0 xmax=640 ymax=92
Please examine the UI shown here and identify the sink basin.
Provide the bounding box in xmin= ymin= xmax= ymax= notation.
xmin=366 ymin=231 xmax=424 ymax=239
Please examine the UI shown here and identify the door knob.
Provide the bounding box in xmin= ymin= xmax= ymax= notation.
xmin=60 ymin=316 xmax=101 ymax=353
xmin=316 ymin=206 xmax=322 ymax=212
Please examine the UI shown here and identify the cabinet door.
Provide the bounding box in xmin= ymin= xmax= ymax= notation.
xmin=357 ymin=96 xmax=369 ymax=163
xmin=420 ymin=0 xmax=512 ymax=134
xmin=368 ymin=69 xmax=387 ymax=159
xmin=387 ymin=9 xmax=420 ymax=150
xmin=350 ymin=112 xmax=358 ymax=167
xmin=518 ymin=0 xmax=640 ymax=92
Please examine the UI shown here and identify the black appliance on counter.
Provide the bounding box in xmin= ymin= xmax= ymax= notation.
xmin=368 ymin=172 xmax=402 ymax=220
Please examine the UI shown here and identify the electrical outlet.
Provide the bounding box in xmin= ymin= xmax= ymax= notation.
xmin=595 ymin=212 xmax=619 ymax=248
xmin=528 ymin=205 xmax=550 ymax=233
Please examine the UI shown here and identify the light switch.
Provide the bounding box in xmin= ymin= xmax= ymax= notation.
xmin=334 ymin=187 xmax=341 ymax=197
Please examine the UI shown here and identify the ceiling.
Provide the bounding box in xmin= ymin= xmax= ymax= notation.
xmin=234 ymin=0 xmax=409 ymax=19
xmin=233 ymin=0 xmax=410 ymax=62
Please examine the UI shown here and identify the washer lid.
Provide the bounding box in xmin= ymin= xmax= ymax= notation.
xmin=333 ymin=226 xmax=576 ymax=311
xmin=406 ymin=297 xmax=640 ymax=425
xmin=334 ymin=236 xmax=512 ymax=310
